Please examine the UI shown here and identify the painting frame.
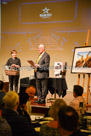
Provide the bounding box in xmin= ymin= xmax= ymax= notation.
xmin=71 ymin=46 xmax=91 ymax=74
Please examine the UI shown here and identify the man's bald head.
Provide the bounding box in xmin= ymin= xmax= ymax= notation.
xmin=39 ymin=44 xmax=45 ymax=48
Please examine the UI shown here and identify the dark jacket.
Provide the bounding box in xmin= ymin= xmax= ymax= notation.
xmin=2 ymin=109 xmax=38 ymax=136
xmin=17 ymin=106 xmax=31 ymax=124
xmin=0 ymin=116 xmax=12 ymax=136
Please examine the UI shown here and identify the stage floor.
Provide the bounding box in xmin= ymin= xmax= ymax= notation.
xmin=31 ymin=98 xmax=53 ymax=115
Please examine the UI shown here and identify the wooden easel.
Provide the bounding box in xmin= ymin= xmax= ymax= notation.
xmin=77 ymin=29 xmax=91 ymax=111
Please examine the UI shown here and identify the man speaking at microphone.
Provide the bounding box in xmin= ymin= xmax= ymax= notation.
xmin=34 ymin=44 xmax=50 ymax=104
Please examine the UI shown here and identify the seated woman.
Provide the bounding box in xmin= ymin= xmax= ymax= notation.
xmin=40 ymin=99 xmax=67 ymax=136
xmin=17 ymin=92 xmax=31 ymax=124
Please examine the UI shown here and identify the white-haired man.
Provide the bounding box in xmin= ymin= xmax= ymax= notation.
xmin=2 ymin=91 xmax=38 ymax=136
xmin=34 ymin=44 xmax=50 ymax=104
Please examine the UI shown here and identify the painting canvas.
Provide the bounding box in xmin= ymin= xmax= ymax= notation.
xmin=71 ymin=46 xmax=91 ymax=73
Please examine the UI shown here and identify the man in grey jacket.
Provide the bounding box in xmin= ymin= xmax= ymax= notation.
xmin=34 ymin=44 xmax=50 ymax=104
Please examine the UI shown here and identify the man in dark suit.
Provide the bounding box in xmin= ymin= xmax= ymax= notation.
xmin=2 ymin=91 xmax=38 ymax=136
xmin=34 ymin=44 xmax=50 ymax=104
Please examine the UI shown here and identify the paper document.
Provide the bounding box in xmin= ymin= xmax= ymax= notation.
xmin=27 ymin=60 xmax=35 ymax=67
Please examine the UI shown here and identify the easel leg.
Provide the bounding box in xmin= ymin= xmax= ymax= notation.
xmin=86 ymin=74 xmax=90 ymax=111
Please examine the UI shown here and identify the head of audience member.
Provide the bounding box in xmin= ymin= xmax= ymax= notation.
xmin=25 ymin=86 xmax=36 ymax=100
xmin=18 ymin=92 xmax=29 ymax=110
xmin=38 ymin=44 xmax=45 ymax=54
xmin=48 ymin=99 xmax=67 ymax=120
xmin=58 ymin=105 xmax=79 ymax=136
xmin=73 ymin=85 xmax=83 ymax=98
xmin=0 ymin=80 xmax=4 ymax=90
xmin=2 ymin=91 xmax=19 ymax=111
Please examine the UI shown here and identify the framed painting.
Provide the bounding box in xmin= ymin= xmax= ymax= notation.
xmin=71 ymin=46 xmax=91 ymax=73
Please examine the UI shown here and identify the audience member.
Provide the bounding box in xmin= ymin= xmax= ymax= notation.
xmin=0 ymin=80 xmax=5 ymax=102
xmin=69 ymin=85 xmax=85 ymax=115
xmin=17 ymin=92 xmax=31 ymax=124
xmin=40 ymin=99 xmax=67 ymax=136
xmin=2 ymin=91 xmax=38 ymax=136
xmin=0 ymin=80 xmax=6 ymax=112
xmin=58 ymin=105 xmax=85 ymax=136
xmin=0 ymin=116 xmax=12 ymax=136
xmin=25 ymin=86 xmax=36 ymax=115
